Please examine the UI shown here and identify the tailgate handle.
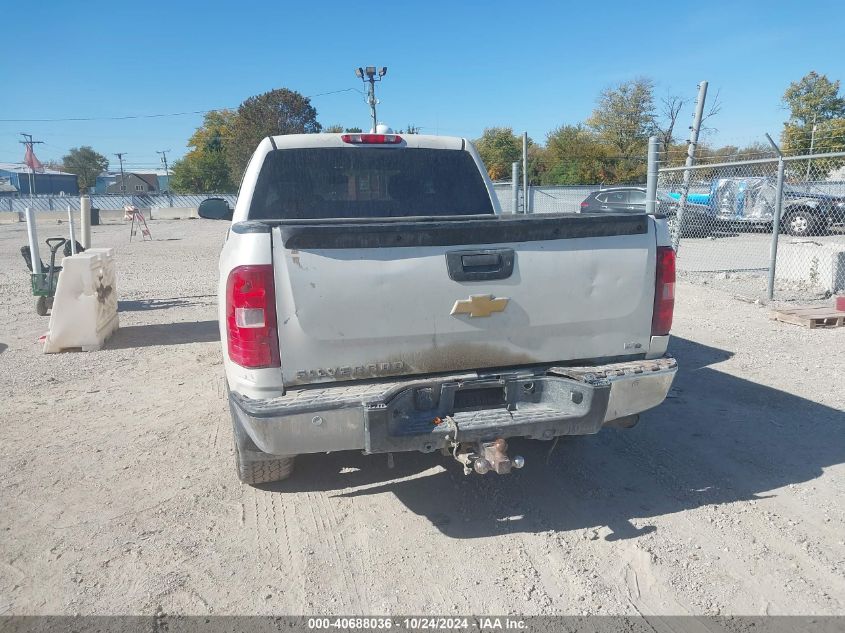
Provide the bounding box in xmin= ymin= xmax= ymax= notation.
xmin=462 ymin=253 xmax=500 ymax=268
xmin=446 ymin=248 xmax=515 ymax=282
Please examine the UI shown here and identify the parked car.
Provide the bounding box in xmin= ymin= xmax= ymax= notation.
xmin=710 ymin=177 xmax=845 ymax=236
xmin=198 ymin=197 xmax=233 ymax=221
xmin=200 ymin=133 xmax=678 ymax=485
xmin=580 ymin=187 xmax=713 ymax=237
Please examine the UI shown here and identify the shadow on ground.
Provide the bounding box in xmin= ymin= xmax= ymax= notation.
xmin=261 ymin=336 xmax=845 ymax=541
xmin=0 ymin=342 xmax=7 ymax=354
xmin=105 ymin=320 xmax=219 ymax=349
xmin=119 ymin=296 xmax=214 ymax=312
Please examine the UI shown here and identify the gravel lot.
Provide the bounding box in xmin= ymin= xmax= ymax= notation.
xmin=1 ymin=218 xmax=843 ymax=617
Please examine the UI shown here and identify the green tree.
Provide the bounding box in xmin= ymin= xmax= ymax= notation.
xmin=474 ymin=127 xmax=523 ymax=180
xmin=170 ymin=110 xmax=237 ymax=193
xmin=781 ymin=72 xmax=845 ymax=163
xmin=61 ymin=146 xmax=109 ymax=192
xmin=783 ymin=71 xmax=845 ymax=128
xmin=344 ymin=127 xmax=363 ymax=133
xmin=187 ymin=109 xmax=236 ymax=152
xmin=543 ymin=125 xmax=618 ymax=184
xmin=227 ymin=88 xmax=321 ymax=178
xmin=170 ymin=151 xmax=234 ymax=193
xmin=323 ymin=124 xmax=344 ymax=133
xmin=587 ymin=78 xmax=656 ymax=159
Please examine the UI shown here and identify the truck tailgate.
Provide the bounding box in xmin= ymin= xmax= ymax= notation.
xmin=271 ymin=214 xmax=656 ymax=386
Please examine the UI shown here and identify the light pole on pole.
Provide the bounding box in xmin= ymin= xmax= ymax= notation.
xmin=355 ymin=66 xmax=387 ymax=131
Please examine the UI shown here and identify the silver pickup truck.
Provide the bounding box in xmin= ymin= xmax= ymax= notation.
xmin=200 ymin=132 xmax=678 ymax=485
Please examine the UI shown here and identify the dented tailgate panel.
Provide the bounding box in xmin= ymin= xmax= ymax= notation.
xmin=271 ymin=216 xmax=656 ymax=386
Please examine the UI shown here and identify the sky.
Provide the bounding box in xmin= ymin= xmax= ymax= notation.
xmin=1 ymin=0 xmax=844 ymax=172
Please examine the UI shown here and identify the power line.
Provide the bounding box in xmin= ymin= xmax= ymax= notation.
xmin=0 ymin=88 xmax=361 ymax=123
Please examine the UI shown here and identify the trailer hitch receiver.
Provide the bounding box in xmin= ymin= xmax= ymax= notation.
xmin=452 ymin=438 xmax=525 ymax=475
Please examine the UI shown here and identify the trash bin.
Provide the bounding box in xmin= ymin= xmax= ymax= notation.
xmin=91 ymin=207 xmax=100 ymax=226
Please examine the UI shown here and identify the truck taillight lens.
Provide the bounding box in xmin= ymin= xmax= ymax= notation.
xmin=226 ymin=265 xmax=280 ymax=368
xmin=652 ymin=246 xmax=676 ymax=336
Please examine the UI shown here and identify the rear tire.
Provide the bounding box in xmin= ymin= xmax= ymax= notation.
xmin=229 ymin=390 xmax=295 ymax=485
xmin=234 ymin=439 xmax=295 ymax=485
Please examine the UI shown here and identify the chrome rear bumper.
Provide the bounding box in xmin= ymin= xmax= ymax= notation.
xmin=229 ymin=356 xmax=677 ymax=456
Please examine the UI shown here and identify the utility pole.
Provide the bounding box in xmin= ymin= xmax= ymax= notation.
xmin=114 ymin=152 xmax=127 ymax=200
xmin=156 ymin=149 xmax=170 ymax=192
xmin=805 ymin=115 xmax=818 ymax=182
xmin=355 ymin=66 xmax=387 ymax=131
xmin=673 ymin=80 xmax=708 ymax=252
xmin=19 ymin=133 xmax=44 ymax=201
xmin=156 ymin=150 xmax=170 ymax=176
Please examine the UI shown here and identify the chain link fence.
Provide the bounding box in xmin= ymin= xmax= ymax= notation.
xmin=657 ymin=151 xmax=845 ymax=302
xmin=0 ymin=192 xmax=237 ymax=213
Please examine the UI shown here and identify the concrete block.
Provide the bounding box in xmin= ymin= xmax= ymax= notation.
xmin=776 ymin=241 xmax=845 ymax=293
xmin=43 ymin=248 xmax=119 ymax=353
xmin=151 ymin=206 xmax=198 ymax=220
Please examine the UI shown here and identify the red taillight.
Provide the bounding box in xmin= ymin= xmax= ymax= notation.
xmin=341 ymin=133 xmax=403 ymax=145
xmin=226 ymin=265 xmax=280 ymax=369
xmin=580 ymin=201 xmax=589 ymax=208
xmin=652 ymin=246 xmax=676 ymax=336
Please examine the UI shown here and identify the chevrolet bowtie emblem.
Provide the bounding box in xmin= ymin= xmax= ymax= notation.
xmin=450 ymin=294 xmax=509 ymax=318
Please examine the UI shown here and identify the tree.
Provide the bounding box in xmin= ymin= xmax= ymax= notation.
xmin=344 ymin=127 xmax=363 ymax=133
xmin=587 ymin=78 xmax=656 ymax=159
xmin=781 ymin=72 xmax=845 ymax=157
xmin=543 ymin=125 xmax=617 ymax=184
xmin=323 ymin=124 xmax=344 ymax=133
xmin=170 ymin=110 xmax=237 ymax=193
xmin=227 ymin=88 xmax=321 ymax=178
xmin=474 ymin=127 xmax=523 ymax=180
xmin=783 ymin=71 xmax=845 ymax=128
xmin=656 ymin=92 xmax=685 ymax=155
xmin=187 ymin=109 xmax=236 ymax=152
xmin=61 ymin=146 xmax=109 ymax=192
xmin=171 ymin=151 xmax=233 ymax=193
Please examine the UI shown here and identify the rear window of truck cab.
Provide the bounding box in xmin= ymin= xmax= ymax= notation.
xmin=247 ymin=147 xmax=495 ymax=219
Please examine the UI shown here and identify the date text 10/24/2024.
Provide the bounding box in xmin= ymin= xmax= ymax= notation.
xmin=306 ymin=618 xmax=528 ymax=630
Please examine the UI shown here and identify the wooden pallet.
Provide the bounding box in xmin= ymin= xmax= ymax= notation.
xmin=770 ymin=305 xmax=845 ymax=329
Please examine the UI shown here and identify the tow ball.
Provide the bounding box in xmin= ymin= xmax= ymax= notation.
xmin=451 ymin=438 xmax=525 ymax=476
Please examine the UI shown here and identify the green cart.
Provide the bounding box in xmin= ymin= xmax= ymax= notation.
xmin=22 ymin=237 xmax=66 ymax=316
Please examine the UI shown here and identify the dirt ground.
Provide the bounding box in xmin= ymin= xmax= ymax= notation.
xmin=1 ymin=218 xmax=843 ymax=617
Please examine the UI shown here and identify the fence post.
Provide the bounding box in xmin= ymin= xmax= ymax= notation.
xmin=511 ymin=162 xmax=519 ymax=214
xmin=25 ymin=208 xmax=43 ymax=276
xmin=80 ymin=195 xmax=91 ymax=249
xmin=67 ymin=204 xmax=77 ymax=255
xmin=522 ymin=132 xmax=529 ymax=213
xmin=766 ymin=134 xmax=785 ymax=301
xmin=646 ymin=136 xmax=659 ymax=217
xmin=673 ymin=80 xmax=709 ymax=253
